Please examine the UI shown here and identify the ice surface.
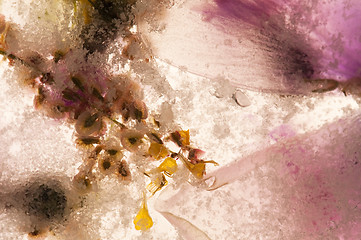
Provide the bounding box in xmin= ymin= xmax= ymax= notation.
xmin=0 ymin=0 xmax=361 ymax=240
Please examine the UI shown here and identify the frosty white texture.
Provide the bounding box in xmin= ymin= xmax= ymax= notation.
xmin=0 ymin=0 xmax=360 ymax=239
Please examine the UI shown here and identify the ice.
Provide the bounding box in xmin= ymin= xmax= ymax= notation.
xmin=0 ymin=0 xmax=361 ymax=240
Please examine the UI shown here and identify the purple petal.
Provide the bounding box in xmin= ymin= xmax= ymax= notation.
xmin=139 ymin=0 xmax=313 ymax=93
xmin=202 ymin=0 xmax=282 ymax=28
xmin=139 ymin=0 xmax=361 ymax=93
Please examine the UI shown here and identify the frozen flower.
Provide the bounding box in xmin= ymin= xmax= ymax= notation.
xmin=75 ymin=111 xmax=104 ymax=136
xmin=119 ymin=129 xmax=145 ymax=152
xmin=4 ymin=1 xmax=360 ymax=239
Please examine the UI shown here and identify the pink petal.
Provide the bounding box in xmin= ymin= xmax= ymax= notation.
xmin=156 ymin=113 xmax=361 ymax=238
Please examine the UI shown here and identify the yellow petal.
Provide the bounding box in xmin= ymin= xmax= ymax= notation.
xmin=148 ymin=143 xmax=168 ymax=160
xmin=134 ymin=195 xmax=153 ymax=231
xmin=158 ymin=157 xmax=177 ymax=175
xmin=190 ymin=162 xmax=206 ymax=179
xmin=179 ymin=130 xmax=190 ymax=146
xmin=146 ymin=173 xmax=168 ymax=195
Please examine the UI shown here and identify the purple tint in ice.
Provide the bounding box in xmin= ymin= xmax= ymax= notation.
xmin=269 ymin=124 xmax=295 ymax=142
xmin=309 ymin=0 xmax=361 ymax=81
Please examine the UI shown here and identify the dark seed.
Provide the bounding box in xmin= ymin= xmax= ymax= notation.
xmin=150 ymin=132 xmax=163 ymax=144
xmin=310 ymin=79 xmax=339 ymax=93
xmin=118 ymin=163 xmax=128 ymax=177
xmin=55 ymin=105 xmax=67 ymax=113
xmin=79 ymin=137 xmax=100 ymax=145
xmin=131 ymin=101 xmax=148 ymax=121
xmin=171 ymin=132 xmax=182 ymax=147
xmin=54 ymin=50 xmax=65 ymax=63
xmin=62 ymin=88 xmax=81 ymax=102
xmin=92 ymin=88 xmax=104 ymax=101
xmin=128 ymin=137 xmax=137 ymax=145
xmin=188 ymin=149 xmax=195 ymax=160
xmin=84 ymin=113 xmax=99 ymax=128
xmin=71 ymin=77 xmax=85 ymax=92
xmin=107 ymin=149 xmax=118 ymax=155
xmin=94 ymin=145 xmax=104 ymax=155
xmin=102 ymin=159 xmax=111 ymax=170
xmin=134 ymin=108 xmax=143 ymax=121
xmin=83 ymin=177 xmax=91 ymax=188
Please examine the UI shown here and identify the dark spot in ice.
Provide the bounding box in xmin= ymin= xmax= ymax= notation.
xmin=80 ymin=176 xmax=92 ymax=189
xmin=81 ymin=23 xmax=118 ymax=54
xmin=23 ymin=183 xmax=67 ymax=221
xmin=27 ymin=52 xmax=44 ymax=66
xmin=89 ymin=0 xmax=135 ymax=23
xmin=29 ymin=229 xmax=39 ymax=236
xmin=81 ymin=0 xmax=135 ymax=53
